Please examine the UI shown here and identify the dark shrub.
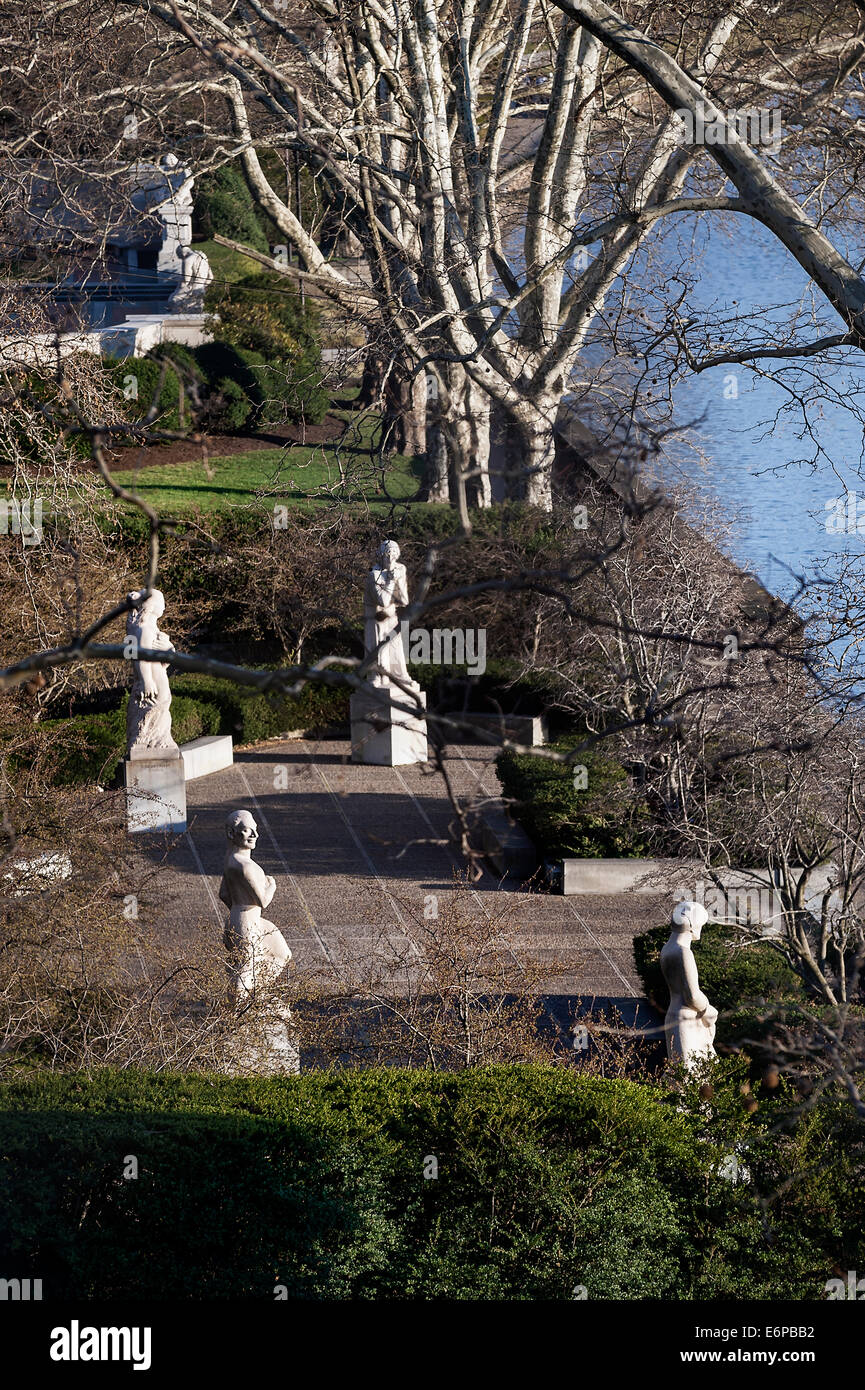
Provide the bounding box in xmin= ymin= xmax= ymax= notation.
xmin=202 ymin=274 xmax=329 ymax=425
xmin=103 ymin=356 xmax=183 ymax=433
xmin=40 ymin=695 xmax=220 ymax=785
xmin=496 ymin=736 xmax=651 ymax=859
xmin=0 ymin=1066 xmax=855 ymax=1300
xmin=634 ymin=919 xmax=804 ymax=1019
xmin=171 ymin=674 xmax=349 ymax=743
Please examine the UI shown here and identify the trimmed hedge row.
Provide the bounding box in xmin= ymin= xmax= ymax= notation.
xmin=39 ymin=677 xmax=351 ymax=785
xmin=170 ymin=673 xmax=350 ymax=745
xmin=410 ymin=658 xmax=567 ymax=722
xmin=496 ymin=736 xmax=652 ymax=860
xmin=41 ymin=657 xmax=575 ymax=789
xmin=40 ymin=694 xmax=221 ymax=786
xmin=0 ymin=1065 xmax=859 ymax=1300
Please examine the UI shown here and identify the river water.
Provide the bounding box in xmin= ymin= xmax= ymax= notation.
xmin=648 ymin=214 xmax=865 ymax=603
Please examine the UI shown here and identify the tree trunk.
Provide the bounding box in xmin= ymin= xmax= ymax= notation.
xmin=360 ymin=349 xmax=426 ymax=457
xmin=424 ymin=371 xmax=450 ymax=502
xmin=424 ymin=363 xmax=492 ymax=508
xmin=505 ymin=409 xmax=556 ymax=510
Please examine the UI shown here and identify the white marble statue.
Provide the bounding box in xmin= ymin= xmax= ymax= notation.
xmin=363 ymin=539 xmax=417 ymax=690
xmin=168 ymin=244 xmax=213 ymax=311
xmin=660 ymin=900 xmax=718 ymax=1069
xmin=218 ymin=809 xmax=292 ymax=1003
xmin=126 ymin=589 xmax=179 ymax=761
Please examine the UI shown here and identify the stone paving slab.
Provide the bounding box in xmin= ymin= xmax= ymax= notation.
xmin=133 ymin=738 xmax=667 ymax=1003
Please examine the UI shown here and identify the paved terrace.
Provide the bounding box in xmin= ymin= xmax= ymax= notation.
xmin=135 ymin=739 xmax=665 ymax=1019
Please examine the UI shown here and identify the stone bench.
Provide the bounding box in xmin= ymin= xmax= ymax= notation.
xmin=439 ymin=711 xmax=548 ymax=746
xmin=181 ymin=734 xmax=234 ymax=781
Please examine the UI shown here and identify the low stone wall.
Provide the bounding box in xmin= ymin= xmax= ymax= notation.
xmin=0 ymin=312 xmax=210 ymax=366
xmin=181 ymin=734 xmax=233 ymax=782
xmin=558 ymin=857 xmax=840 ymax=933
xmin=441 ymin=711 xmax=547 ymax=746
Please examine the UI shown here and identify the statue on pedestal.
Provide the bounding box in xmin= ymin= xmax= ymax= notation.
xmin=351 ymin=540 xmax=427 ymax=765
xmin=126 ymin=588 xmax=179 ymax=761
xmin=218 ymin=809 xmax=292 ymax=1003
xmin=660 ymin=900 xmax=718 ymax=1069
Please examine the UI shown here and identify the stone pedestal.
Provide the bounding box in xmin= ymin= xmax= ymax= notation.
xmin=225 ymin=1001 xmax=300 ymax=1076
xmin=350 ymin=685 xmax=427 ymax=766
xmin=161 ymin=312 xmax=212 ymax=347
xmin=124 ymin=755 xmax=187 ymax=834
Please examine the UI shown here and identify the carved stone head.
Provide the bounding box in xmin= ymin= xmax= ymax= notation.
xmin=127 ymin=588 xmax=165 ymax=623
xmin=671 ymin=899 xmax=709 ymax=940
xmin=226 ymin=808 xmax=258 ymax=851
xmin=378 ymin=539 xmax=400 ymax=569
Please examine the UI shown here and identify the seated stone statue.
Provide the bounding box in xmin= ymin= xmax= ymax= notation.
xmin=218 ymin=809 xmax=291 ymax=1003
xmin=660 ymin=900 xmax=718 ymax=1069
xmin=169 ymin=244 xmax=213 ymax=311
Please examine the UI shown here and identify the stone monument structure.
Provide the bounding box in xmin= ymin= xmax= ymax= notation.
xmin=660 ymin=900 xmax=718 ymax=1069
xmin=218 ymin=809 xmax=298 ymax=1074
xmin=123 ymin=588 xmax=187 ymax=833
xmin=350 ymin=539 xmax=428 ymax=765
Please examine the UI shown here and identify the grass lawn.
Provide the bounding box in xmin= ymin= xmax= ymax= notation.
xmin=110 ymin=399 xmax=426 ymax=514
xmin=111 ymin=441 xmax=425 ymax=513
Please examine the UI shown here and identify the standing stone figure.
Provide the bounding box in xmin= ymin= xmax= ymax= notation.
xmin=126 ymin=589 xmax=179 ymax=760
xmin=218 ymin=809 xmax=292 ymax=1003
xmin=660 ymin=900 xmax=718 ymax=1069
xmin=351 ymin=540 xmax=427 ymax=765
xmin=362 ymin=538 xmax=416 ymax=689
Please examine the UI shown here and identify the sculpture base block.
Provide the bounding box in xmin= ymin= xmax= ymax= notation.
xmin=350 ymin=686 xmax=427 ymax=766
xmin=224 ymin=1002 xmax=300 ymax=1076
xmin=124 ymin=756 xmax=187 ymax=834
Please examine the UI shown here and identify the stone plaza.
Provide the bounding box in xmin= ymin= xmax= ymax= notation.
xmin=134 ymin=735 xmax=660 ymax=1015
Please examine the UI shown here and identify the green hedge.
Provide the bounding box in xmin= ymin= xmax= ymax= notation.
xmin=634 ymin=919 xmax=803 ymax=1018
xmin=496 ymin=736 xmax=651 ymax=860
xmin=410 ymin=658 xmax=566 ymax=721
xmin=0 ymin=1066 xmax=858 ymax=1300
xmin=171 ymin=674 xmax=350 ymax=744
xmin=192 ymin=164 xmax=270 ymax=252
xmin=104 ymin=356 xmax=184 ymax=433
xmin=40 ymin=694 xmax=221 ymax=786
xmin=37 ymin=678 xmax=351 ymax=787
xmin=201 ymin=273 xmax=329 ymax=425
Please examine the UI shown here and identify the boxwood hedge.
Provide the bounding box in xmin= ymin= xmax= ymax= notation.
xmin=496 ymin=736 xmax=652 ymax=860
xmin=0 ymin=1065 xmax=859 ymax=1301
xmin=40 ymin=693 xmax=222 ymax=786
